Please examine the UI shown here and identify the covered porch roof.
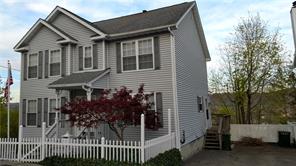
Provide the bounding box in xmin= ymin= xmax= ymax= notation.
xmin=48 ymin=68 xmax=110 ymax=90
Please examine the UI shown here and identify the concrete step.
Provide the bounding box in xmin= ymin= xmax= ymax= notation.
xmin=204 ymin=146 xmax=220 ymax=150
xmin=205 ymin=142 xmax=219 ymax=145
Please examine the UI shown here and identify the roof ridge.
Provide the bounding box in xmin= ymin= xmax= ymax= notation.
xmin=93 ymin=1 xmax=195 ymax=24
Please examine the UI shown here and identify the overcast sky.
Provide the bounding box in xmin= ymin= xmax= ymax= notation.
xmin=0 ymin=0 xmax=294 ymax=102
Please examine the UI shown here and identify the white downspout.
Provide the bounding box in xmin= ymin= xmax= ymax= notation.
xmin=168 ymin=26 xmax=181 ymax=149
xmin=291 ymin=4 xmax=296 ymax=68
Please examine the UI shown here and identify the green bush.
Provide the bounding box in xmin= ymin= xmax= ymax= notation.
xmin=39 ymin=148 xmax=182 ymax=166
xmin=144 ymin=148 xmax=182 ymax=166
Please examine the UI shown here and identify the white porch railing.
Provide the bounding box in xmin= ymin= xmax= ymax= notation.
xmin=0 ymin=110 xmax=177 ymax=163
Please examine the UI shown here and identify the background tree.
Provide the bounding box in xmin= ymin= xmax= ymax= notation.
xmin=61 ymin=84 xmax=160 ymax=140
xmin=209 ymin=14 xmax=287 ymax=124
xmin=0 ymin=76 xmax=18 ymax=138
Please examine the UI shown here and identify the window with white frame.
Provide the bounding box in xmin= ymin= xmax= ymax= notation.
xmin=122 ymin=41 xmax=136 ymax=71
xmin=27 ymin=100 xmax=37 ymax=126
xmin=84 ymin=46 xmax=92 ymax=69
xmin=147 ymin=92 xmax=163 ymax=127
xmin=28 ymin=53 xmax=38 ymax=78
xmin=122 ymin=38 xmax=154 ymax=71
xmin=138 ymin=39 xmax=153 ymax=69
xmin=49 ymin=49 xmax=61 ymax=76
xmin=49 ymin=99 xmax=56 ymax=126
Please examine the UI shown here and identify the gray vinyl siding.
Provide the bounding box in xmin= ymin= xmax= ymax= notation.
xmin=174 ymin=10 xmax=208 ymax=145
xmin=107 ymin=33 xmax=175 ymax=140
xmin=20 ymin=26 xmax=69 ymax=137
xmin=51 ymin=13 xmax=104 ymax=72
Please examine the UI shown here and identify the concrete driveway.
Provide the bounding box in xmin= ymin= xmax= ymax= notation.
xmin=185 ymin=144 xmax=296 ymax=166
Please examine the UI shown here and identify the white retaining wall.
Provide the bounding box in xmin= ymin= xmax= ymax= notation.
xmin=231 ymin=124 xmax=296 ymax=143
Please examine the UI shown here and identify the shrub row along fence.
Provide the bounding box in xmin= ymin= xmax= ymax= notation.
xmin=0 ymin=112 xmax=176 ymax=163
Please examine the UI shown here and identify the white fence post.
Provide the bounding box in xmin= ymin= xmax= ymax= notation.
xmin=17 ymin=125 xmax=23 ymax=161
xmin=41 ymin=122 xmax=46 ymax=160
xmin=101 ymin=137 xmax=105 ymax=159
xmin=140 ymin=114 xmax=145 ymax=163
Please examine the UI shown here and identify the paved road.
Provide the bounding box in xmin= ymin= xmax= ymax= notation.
xmin=185 ymin=144 xmax=296 ymax=166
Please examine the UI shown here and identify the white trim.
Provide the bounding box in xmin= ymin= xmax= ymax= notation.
xmin=169 ymin=32 xmax=181 ymax=149
xmin=83 ymin=45 xmax=93 ymax=70
xmin=102 ymin=40 xmax=106 ymax=69
xmin=90 ymin=35 xmax=106 ymax=41
xmin=26 ymin=99 xmax=38 ymax=127
xmin=121 ymin=37 xmax=155 ymax=72
xmin=27 ymin=53 xmax=38 ymax=80
xmin=48 ymin=83 xmax=87 ymax=88
xmin=73 ymin=68 xmax=104 ymax=73
xmin=109 ymin=24 xmax=175 ymax=37
xmin=49 ymin=48 xmax=62 ymax=77
xmin=15 ymin=46 xmax=29 ymax=52
xmin=67 ymin=44 xmax=71 ymax=75
xmin=87 ymin=69 xmax=111 ymax=86
xmin=46 ymin=7 xmax=106 ymax=36
xmin=56 ymin=39 xmax=77 ymax=44
xmin=175 ymin=2 xmax=195 ymax=28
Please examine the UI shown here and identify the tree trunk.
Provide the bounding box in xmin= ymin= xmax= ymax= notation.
xmin=247 ymin=90 xmax=252 ymax=124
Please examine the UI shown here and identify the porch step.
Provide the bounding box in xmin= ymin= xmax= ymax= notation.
xmin=204 ymin=145 xmax=220 ymax=150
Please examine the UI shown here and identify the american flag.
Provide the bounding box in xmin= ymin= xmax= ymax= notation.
xmin=4 ymin=61 xmax=13 ymax=101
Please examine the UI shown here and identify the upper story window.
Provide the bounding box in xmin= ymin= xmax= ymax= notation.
xmin=28 ymin=53 xmax=38 ymax=78
xmin=122 ymin=38 xmax=154 ymax=71
xmin=27 ymin=100 xmax=37 ymax=126
xmin=122 ymin=41 xmax=136 ymax=71
xmin=84 ymin=46 xmax=92 ymax=69
xmin=50 ymin=49 xmax=61 ymax=76
xmin=138 ymin=39 xmax=153 ymax=69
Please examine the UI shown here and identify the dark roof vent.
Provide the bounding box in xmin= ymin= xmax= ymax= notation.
xmin=293 ymin=1 xmax=296 ymax=7
xmin=142 ymin=10 xmax=147 ymax=13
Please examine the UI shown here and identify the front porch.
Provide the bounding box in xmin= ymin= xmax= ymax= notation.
xmin=46 ymin=68 xmax=111 ymax=140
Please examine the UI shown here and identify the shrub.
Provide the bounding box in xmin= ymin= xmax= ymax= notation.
xmin=144 ymin=148 xmax=182 ymax=166
xmin=238 ymin=137 xmax=263 ymax=146
xmin=39 ymin=148 xmax=182 ymax=166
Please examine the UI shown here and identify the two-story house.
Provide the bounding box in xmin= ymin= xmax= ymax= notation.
xmin=14 ymin=1 xmax=211 ymax=158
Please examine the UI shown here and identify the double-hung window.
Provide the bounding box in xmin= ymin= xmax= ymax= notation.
xmin=138 ymin=39 xmax=153 ymax=69
xmin=122 ymin=41 xmax=136 ymax=71
xmin=49 ymin=99 xmax=56 ymax=126
xmin=84 ymin=46 xmax=92 ymax=69
xmin=27 ymin=100 xmax=37 ymax=126
xmin=147 ymin=92 xmax=163 ymax=127
xmin=28 ymin=53 xmax=38 ymax=78
xmin=122 ymin=38 xmax=154 ymax=71
xmin=50 ymin=49 xmax=61 ymax=76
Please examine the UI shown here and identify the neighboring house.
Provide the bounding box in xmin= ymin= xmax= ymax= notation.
xmin=291 ymin=1 xmax=296 ymax=68
xmin=14 ymin=1 xmax=211 ymax=157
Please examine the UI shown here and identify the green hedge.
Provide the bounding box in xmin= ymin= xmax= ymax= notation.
xmin=39 ymin=148 xmax=182 ymax=166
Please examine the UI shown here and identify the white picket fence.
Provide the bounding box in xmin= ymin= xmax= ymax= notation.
xmin=0 ymin=112 xmax=176 ymax=163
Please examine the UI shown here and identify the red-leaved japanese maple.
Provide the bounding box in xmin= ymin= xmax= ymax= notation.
xmin=61 ymin=84 xmax=161 ymax=140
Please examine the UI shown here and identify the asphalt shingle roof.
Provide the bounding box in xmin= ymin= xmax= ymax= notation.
xmin=48 ymin=69 xmax=109 ymax=87
xmin=92 ymin=1 xmax=194 ymax=34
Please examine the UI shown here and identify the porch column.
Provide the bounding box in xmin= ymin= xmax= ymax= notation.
xmin=82 ymin=86 xmax=93 ymax=139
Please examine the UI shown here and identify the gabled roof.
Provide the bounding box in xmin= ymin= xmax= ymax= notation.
xmin=46 ymin=6 xmax=106 ymax=36
xmin=14 ymin=19 xmax=77 ymax=51
xmin=48 ymin=68 xmax=110 ymax=89
xmin=93 ymin=2 xmax=194 ymax=34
